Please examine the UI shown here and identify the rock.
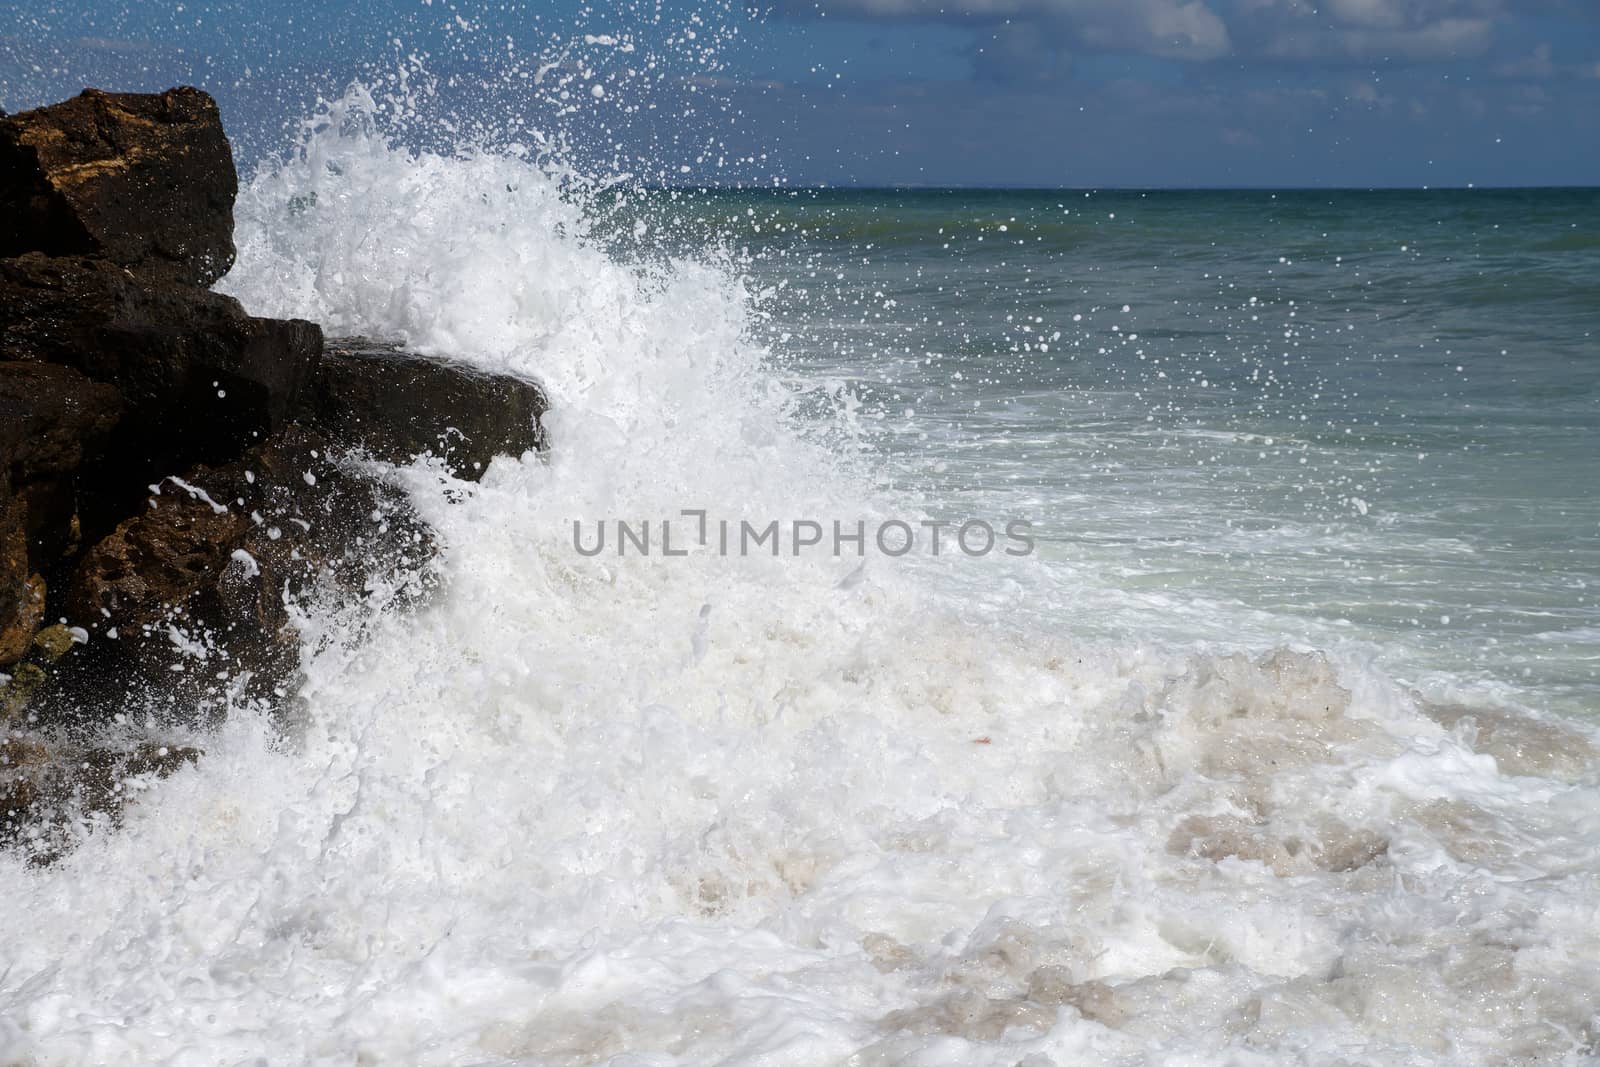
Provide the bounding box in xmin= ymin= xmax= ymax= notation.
xmin=0 ymin=354 xmax=111 ymax=674
xmin=0 ymin=360 xmax=120 ymax=667
xmin=58 ymin=425 xmax=434 ymax=719
xmin=0 ymin=361 xmax=124 ymax=482
xmin=1 ymin=662 xmax=45 ymax=724
xmin=307 ymin=338 xmax=548 ymax=479
xmin=0 ymin=87 xmax=236 ymax=286
xmin=0 ymin=255 xmax=320 ymax=533
xmin=31 ymin=623 xmax=81 ymax=664
xmin=0 ymin=360 xmax=125 ymax=573
xmin=0 ymin=255 xmax=319 ymax=429
xmin=1 ymin=735 xmax=201 ymax=857
xmin=73 ymin=741 xmax=203 ymax=822
xmin=0 ymin=465 xmax=35 ymax=666
xmin=69 ymin=485 xmax=249 ymax=635
xmin=3 ymin=613 xmax=88 ymax=725
xmin=0 ymin=90 xmax=556 ymax=856
xmin=0 ymin=573 xmax=45 ymax=668
xmin=0 ymin=736 xmax=46 ymax=841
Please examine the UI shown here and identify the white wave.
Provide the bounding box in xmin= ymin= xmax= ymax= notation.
xmin=2 ymin=95 xmax=1598 ymax=1066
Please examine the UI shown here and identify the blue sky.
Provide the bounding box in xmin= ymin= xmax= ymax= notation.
xmin=2 ymin=0 xmax=1597 ymax=186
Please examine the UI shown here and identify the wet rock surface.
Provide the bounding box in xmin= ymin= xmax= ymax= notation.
xmin=61 ymin=425 xmax=434 ymax=722
xmin=0 ymin=254 xmax=322 ymax=531
xmin=0 ymin=87 xmax=548 ymax=854
xmin=309 ymin=338 xmax=547 ymax=479
xmin=0 ymin=471 xmax=40 ymax=667
xmin=0 ymin=360 xmax=125 ymax=575
xmin=0 ymin=572 xmax=45 ymax=669
xmin=1 ymin=730 xmax=202 ymax=861
xmin=1 ymin=363 xmax=123 ymax=667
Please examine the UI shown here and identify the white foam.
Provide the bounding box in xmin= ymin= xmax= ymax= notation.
xmin=2 ymin=96 xmax=1597 ymax=1065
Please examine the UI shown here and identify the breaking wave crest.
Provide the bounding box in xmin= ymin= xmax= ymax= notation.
xmin=2 ymin=84 xmax=1598 ymax=1066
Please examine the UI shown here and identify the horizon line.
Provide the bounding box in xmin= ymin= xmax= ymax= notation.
xmin=652 ymin=183 xmax=1600 ymax=194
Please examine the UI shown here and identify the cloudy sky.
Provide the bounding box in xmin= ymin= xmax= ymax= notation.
xmin=2 ymin=0 xmax=1597 ymax=186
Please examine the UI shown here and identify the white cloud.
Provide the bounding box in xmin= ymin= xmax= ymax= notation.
xmin=801 ymin=0 xmax=1233 ymax=60
xmin=794 ymin=0 xmax=1535 ymax=64
xmin=1346 ymin=78 xmax=1387 ymax=104
xmin=1325 ymin=0 xmax=1414 ymax=30
xmin=1492 ymin=41 xmax=1600 ymax=80
xmin=1493 ymin=42 xmax=1555 ymax=78
xmin=1242 ymin=0 xmax=1501 ymax=26
xmin=1264 ymin=16 xmax=1495 ymax=59
xmin=970 ymin=22 xmax=1076 ymax=82
xmin=1236 ymin=0 xmax=1502 ymax=60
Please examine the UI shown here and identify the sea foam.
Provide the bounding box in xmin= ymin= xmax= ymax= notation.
xmin=1 ymin=87 xmax=1597 ymax=1067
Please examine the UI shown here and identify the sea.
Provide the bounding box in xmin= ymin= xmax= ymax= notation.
xmin=1 ymin=79 xmax=1598 ymax=1065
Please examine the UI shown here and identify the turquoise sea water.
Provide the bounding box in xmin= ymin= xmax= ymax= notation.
xmin=716 ymin=188 xmax=1600 ymax=716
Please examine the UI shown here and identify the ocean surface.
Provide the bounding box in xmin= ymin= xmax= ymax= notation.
xmin=2 ymin=87 xmax=1599 ymax=1064
xmin=724 ymin=186 xmax=1600 ymax=718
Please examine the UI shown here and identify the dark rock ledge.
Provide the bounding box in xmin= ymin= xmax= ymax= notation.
xmin=0 ymin=88 xmax=548 ymax=856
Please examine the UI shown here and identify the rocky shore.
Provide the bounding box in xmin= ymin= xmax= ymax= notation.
xmin=0 ymin=88 xmax=547 ymax=854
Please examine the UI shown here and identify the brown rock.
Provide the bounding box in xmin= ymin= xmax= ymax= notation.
xmin=30 ymin=623 xmax=79 ymax=664
xmin=0 ymin=465 xmax=30 ymax=665
xmin=1 ymin=736 xmax=201 ymax=856
xmin=60 ymin=425 xmax=434 ymax=717
xmin=0 ymin=361 xmax=124 ymax=480
xmin=0 ymin=742 xmax=43 ymax=839
xmin=0 ymin=255 xmax=318 ymax=430
xmin=74 ymin=741 xmax=202 ymax=821
xmin=0 ymin=360 xmax=125 ymax=571
xmin=0 ymin=255 xmax=320 ymax=534
xmin=0 ymin=87 xmax=237 ymax=286
xmin=0 ymin=573 xmax=44 ymax=669
xmin=0 ymin=90 xmax=556 ymax=855
xmin=1 ymin=662 xmax=46 ymax=724
xmin=69 ymin=489 xmax=250 ymax=634
xmin=309 ymin=338 xmax=548 ymax=479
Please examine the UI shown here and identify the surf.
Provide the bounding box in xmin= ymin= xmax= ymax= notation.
xmin=2 ymin=43 xmax=1598 ymax=1067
